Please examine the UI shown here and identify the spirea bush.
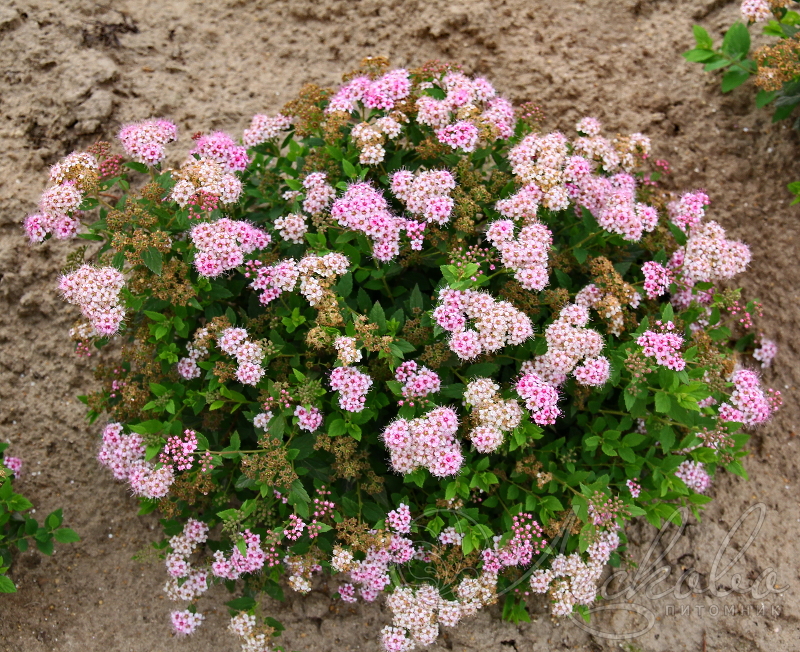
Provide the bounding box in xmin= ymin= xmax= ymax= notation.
xmin=0 ymin=447 xmax=80 ymax=593
xmin=25 ymin=58 xmax=781 ymax=649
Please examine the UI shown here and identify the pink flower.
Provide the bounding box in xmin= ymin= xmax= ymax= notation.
xmin=190 ymin=131 xmax=250 ymax=173
xmin=59 ymin=265 xmax=126 ymax=336
xmin=642 ymin=261 xmax=674 ymax=299
xmin=118 ymin=119 xmax=177 ymax=166
xmin=242 ymin=113 xmax=292 ymax=147
xmin=295 ymin=405 xmax=323 ymax=432
xmin=171 ymin=610 xmax=204 ymax=635
xmin=516 ymin=372 xmax=561 ymax=425
xmin=436 ymin=120 xmax=480 ymax=152
xmin=190 ymin=218 xmax=270 ymax=278
xmin=3 ymin=456 xmax=22 ymax=476
xmin=330 ymin=366 xmax=373 ymax=412
xmin=674 ymin=461 xmax=711 ymax=493
xmin=637 ymin=321 xmax=685 ymax=371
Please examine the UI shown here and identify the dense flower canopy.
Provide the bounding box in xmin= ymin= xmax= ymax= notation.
xmin=25 ymin=58 xmax=779 ymax=650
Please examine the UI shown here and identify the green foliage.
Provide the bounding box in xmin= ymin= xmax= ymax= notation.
xmin=33 ymin=62 xmax=772 ymax=634
xmin=0 ymin=445 xmax=78 ymax=593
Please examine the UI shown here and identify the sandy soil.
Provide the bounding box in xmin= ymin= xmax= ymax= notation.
xmin=0 ymin=0 xmax=798 ymax=650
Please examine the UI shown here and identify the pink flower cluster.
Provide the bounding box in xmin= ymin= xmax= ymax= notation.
xmin=274 ymin=212 xmax=307 ymax=244
xmin=297 ymin=252 xmax=349 ymax=305
xmin=741 ymin=0 xmax=772 ymax=22
xmin=436 ymin=120 xmax=480 ymax=152
xmin=507 ymin=131 xmax=572 ymax=211
xmin=626 ymin=478 xmax=641 ymax=498
xmin=382 ymin=407 xmax=463 ymax=477
xmin=386 ymin=503 xmax=412 ymax=534
xmin=294 ymin=405 xmax=323 ymax=432
xmin=3 ymin=456 xmax=22 ymax=476
xmin=117 ymin=119 xmax=178 ymax=166
xmin=302 ymin=172 xmax=337 ymax=215
xmin=677 ymin=220 xmax=751 ymax=284
xmin=642 ymin=261 xmax=674 ymax=299
xmin=190 ymin=218 xmax=270 ymax=278
xmin=753 ymin=338 xmax=777 ymax=369
xmin=668 ymin=190 xmax=709 ymax=232
xmin=217 ymin=327 xmax=265 ymax=386
xmin=331 ymin=182 xmax=408 ymax=261
xmin=394 ymin=361 xmax=441 ymax=401
xmin=718 ymin=368 xmax=781 ymax=426
xmin=574 ymin=117 xmax=651 ymax=172
xmin=285 ymin=555 xmax=323 ymax=594
xmin=463 ymin=378 xmax=523 ymax=453
xmin=170 ymin=158 xmax=243 ymax=209
xmin=674 ymin=460 xmax=711 ymax=493
xmin=164 ymin=519 xmax=210 ymax=626
xmin=516 ymin=372 xmax=561 ymax=425
xmin=334 ymin=336 xmax=362 ymax=365
xmin=242 ymin=113 xmax=292 ymax=147
xmin=485 ymin=220 xmax=552 ymax=290
xmin=495 ymin=183 xmax=542 ymax=220
xmin=247 ymin=258 xmax=300 ymax=304
xmin=171 ymin=610 xmax=204 ymax=636
xmin=330 ymin=366 xmax=373 ymax=412
xmin=59 ymin=265 xmax=125 ymax=335
xmin=98 ymin=422 xmax=174 ymax=498
xmin=189 ymin=131 xmax=250 ymax=173
xmin=433 ymin=288 xmax=533 ymax=360
xmin=307 ymin=486 xmax=336 ymax=539
xmin=529 ymin=530 xmax=620 ymax=616
xmin=415 ymin=72 xmax=513 ymax=139
xmin=211 ymin=530 xmax=268 ymax=580
xmin=326 ymin=69 xmax=411 ymax=114
xmin=177 ymin=327 xmax=210 ymax=380
xmin=482 ymin=513 xmax=546 ymax=571
xmin=524 ymin=304 xmax=609 ymax=387
xmin=25 ymin=152 xmax=101 ymax=242
xmin=381 ymin=567 xmax=504 ymax=650
xmin=229 ymin=612 xmax=274 ymax=652
xmin=390 ymin=169 xmax=456 ymax=226
xmin=573 ymin=172 xmax=658 ymax=242
xmin=351 ymin=119 xmax=404 ymax=165
xmin=637 ymin=320 xmax=686 ymax=371
xmin=160 ymin=429 xmax=199 ymax=472
xmin=342 ymin=535 xmax=413 ymax=603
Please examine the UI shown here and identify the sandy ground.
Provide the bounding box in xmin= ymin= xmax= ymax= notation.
xmin=0 ymin=0 xmax=799 ymax=650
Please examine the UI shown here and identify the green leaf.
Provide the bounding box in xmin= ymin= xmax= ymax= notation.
xmin=335 ymin=272 xmax=353 ymax=297
xmin=683 ymin=49 xmax=718 ymax=63
xmin=54 ymin=528 xmax=80 ymax=544
xmin=0 ymin=575 xmax=16 ymax=593
xmin=342 ymin=158 xmax=357 ymax=178
xmin=721 ymin=22 xmax=751 ymax=59
xmin=756 ymin=89 xmax=778 ymax=108
xmin=124 ymin=161 xmax=150 ymax=174
xmin=141 ymin=247 xmax=163 ymax=276
xmin=226 ymin=596 xmax=256 ymax=612
xmin=655 ymin=392 xmax=671 ymax=414
xmin=7 ymin=495 xmax=33 ymax=512
xmin=693 ymin=24 xmax=714 ymax=49
xmin=721 ymin=69 xmax=751 ymax=93
xmin=329 ymin=419 xmax=347 ymax=437
xmin=36 ymin=538 xmax=54 ymax=556
xmin=704 ymin=57 xmax=733 ymax=72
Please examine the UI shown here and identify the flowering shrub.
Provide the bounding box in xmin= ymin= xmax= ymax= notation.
xmin=25 ymin=58 xmax=780 ymax=648
xmin=0 ymin=445 xmax=80 ymax=593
